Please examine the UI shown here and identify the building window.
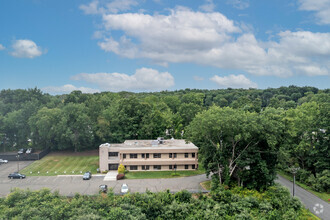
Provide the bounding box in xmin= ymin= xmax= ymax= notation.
xmin=123 ymin=154 xmax=126 ymax=159
xmin=169 ymin=153 xmax=172 ymax=158
xmin=184 ymin=153 xmax=189 ymax=158
xmin=192 ymin=153 xmax=195 ymax=158
xmin=174 ymin=153 xmax=177 ymax=158
xmin=109 ymin=152 xmax=118 ymax=157
xmin=142 ymin=165 xmax=150 ymax=170
xmin=174 ymin=164 xmax=177 ymax=169
xmin=130 ymin=165 xmax=138 ymax=170
xmin=142 ymin=153 xmax=145 ymax=158
xmin=153 ymin=153 xmax=161 ymax=158
xmin=169 ymin=165 xmax=172 ymax=169
xmin=185 ymin=165 xmax=189 ymax=169
xmin=146 ymin=153 xmax=149 ymax=158
xmin=192 ymin=164 xmax=195 ymax=169
xmin=130 ymin=154 xmax=137 ymax=159
xmin=153 ymin=165 xmax=161 ymax=170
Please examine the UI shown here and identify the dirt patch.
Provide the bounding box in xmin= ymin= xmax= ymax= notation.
xmin=48 ymin=149 xmax=99 ymax=157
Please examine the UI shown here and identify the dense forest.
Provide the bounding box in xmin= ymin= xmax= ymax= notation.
xmin=0 ymin=86 xmax=329 ymax=192
xmin=0 ymin=186 xmax=315 ymax=219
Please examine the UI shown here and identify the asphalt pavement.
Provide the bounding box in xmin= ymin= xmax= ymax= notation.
xmin=0 ymin=161 xmax=209 ymax=197
xmin=275 ymin=175 xmax=329 ymax=220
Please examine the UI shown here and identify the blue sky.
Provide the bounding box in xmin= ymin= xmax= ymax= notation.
xmin=0 ymin=0 xmax=329 ymax=94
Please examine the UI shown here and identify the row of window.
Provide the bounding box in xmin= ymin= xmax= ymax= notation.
xmin=128 ymin=164 xmax=196 ymax=170
xmin=122 ymin=153 xmax=196 ymax=159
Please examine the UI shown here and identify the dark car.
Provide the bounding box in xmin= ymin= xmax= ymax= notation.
xmin=17 ymin=148 xmax=26 ymax=154
xmin=83 ymin=171 xmax=92 ymax=180
xmin=99 ymin=185 xmax=108 ymax=193
xmin=8 ymin=172 xmax=26 ymax=179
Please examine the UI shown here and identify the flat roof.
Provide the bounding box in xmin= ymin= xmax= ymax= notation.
xmin=99 ymin=139 xmax=197 ymax=150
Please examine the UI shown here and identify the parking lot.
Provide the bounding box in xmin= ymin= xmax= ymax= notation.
xmin=0 ymin=161 xmax=209 ymax=197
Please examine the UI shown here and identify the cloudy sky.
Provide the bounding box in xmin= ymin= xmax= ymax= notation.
xmin=0 ymin=0 xmax=329 ymax=94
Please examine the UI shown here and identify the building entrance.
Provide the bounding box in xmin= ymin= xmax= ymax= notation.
xmin=108 ymin=164 xmax=119 ymax=170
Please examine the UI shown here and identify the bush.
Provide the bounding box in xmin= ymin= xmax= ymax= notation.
xmin=171 ymin=173 xmax=180 ymax=177
xmin=314 ymin=170 xmax=330 ymax=193
xmin=174 ymin=190 xmax=192 ymax=203
xmin=296 ymin=169 xmax=311 ymax=184
xmin=116 ymin=173 xmax=125 ymax=180
xmin=118 ymin=164 xmax=125 ymax=174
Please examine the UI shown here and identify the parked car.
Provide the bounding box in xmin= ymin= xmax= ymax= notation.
xmin=99 ymin=184 xmax=108 ymax=193
xmin=83 ymin=171 xmax=92 ymax=180
xmin=0 ymin=159 xmax=8 ymax=164
xmin=26 ymin=148 xmax=33 ymax=154
xmin=121 ymin=183 xmax=129 ymax=194
xmin=17 ymin=148 xmax=26 ymax=154
xmin=8 ymin=172 xmax=26 ymax=179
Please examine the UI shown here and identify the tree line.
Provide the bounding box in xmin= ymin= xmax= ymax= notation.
xmin=0 ymin=86 xmax=328 ymax=191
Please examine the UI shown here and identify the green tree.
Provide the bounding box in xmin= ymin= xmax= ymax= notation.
xmin=187 ymin=106 xmax=283 ymax=189
xmin=57 ymin=103 xmax=95 ymax=152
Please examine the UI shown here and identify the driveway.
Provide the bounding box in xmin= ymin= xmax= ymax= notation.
xmin=276 ymin=175 xmax=330 ymax=220
xmin=0 ymin=161 xmax=209 ymax=197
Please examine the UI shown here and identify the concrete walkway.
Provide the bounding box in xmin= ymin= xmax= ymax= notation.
xmin=103 ymin=171 xmax=117 ymax=181
xmin=275 ymin=175 xmax=329 ymax=220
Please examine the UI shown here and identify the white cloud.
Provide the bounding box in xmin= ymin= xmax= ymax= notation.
xmin=100 ymin=7 xmax=241 ymax=62
xmin=298 ymin=0 xmax=330 ymax=24
xmin=227 ymin=0 xmax=250 ymax=10
xmin=10 ymin=39 xmax=44 ymax=58
xmin=42 ymin=84 xmax=100 ymax=94
xmin=210 ymin=74 xmax=257 ymax=89
xmin=83 ymin=4 xmax=330 ymax=77
xmin=199 ymin=0 xmax=216 ymax=12
xmin=71 ymin=68 xmax=174 ymax=91
xmin=106 ymin=0 xmax=139 ymax=13
xmin=80 ymin=0 xmax=139 ymax=14
xmin=0 ymin=44 xmax=5 ymax=50
xmin=80 ymin=0 xmax=100 ymax=14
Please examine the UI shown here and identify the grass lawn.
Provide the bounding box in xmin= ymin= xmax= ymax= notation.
xmin=125 ymin=163 xmax=205 ymax=179
xmin=20 ymin=153 xmax=99 ymax=176
xmin=277 ymin=170 xmax=330 ymax=203
xmin=125 ymin=169 xmax=205 ymax=179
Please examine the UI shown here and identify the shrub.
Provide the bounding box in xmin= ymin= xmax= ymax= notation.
xmin=118 ymin=164 xmax=125 ymax=174
xmin=116 ymin=173 xmax=125 ymax=180
xmin=316 ymin=170 xmax=330 ymax=193
xmin=174 ymin=190 xmax=192 ymax=203
xmin=296 ymin=169 xmax=311 ymax=184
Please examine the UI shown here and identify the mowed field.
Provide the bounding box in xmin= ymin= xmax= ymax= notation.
xmin=20 ymin=151 xmax=99 ymax=176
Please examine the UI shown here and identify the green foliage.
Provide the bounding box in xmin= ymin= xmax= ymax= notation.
xmin=118 ymin=164 xmax=126 ymax=174
xmin=0 ymin=185 xmax=314 ymax=220
xmin=186 ymin=106 xmax=283 ymax=190
xmin=0 ymin=87 xmax=328 ymax=193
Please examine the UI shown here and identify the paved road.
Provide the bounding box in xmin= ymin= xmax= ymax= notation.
xmin=0 ymin=161 xmax=209 ymax=197
xmin=275 ymin=175 xmax=330 ymax=220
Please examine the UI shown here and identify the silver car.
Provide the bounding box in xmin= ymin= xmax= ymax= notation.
xmin=121 ymin=183 xmax=129 ymax=194
xmin=0 ymin=159 xmax=8 ymax=164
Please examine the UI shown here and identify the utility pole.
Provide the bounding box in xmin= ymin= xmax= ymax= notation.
xmin=289 ymin=166 xmax=300 ymax=197
xmin=16 ymin=154 xmax=20 ymax=173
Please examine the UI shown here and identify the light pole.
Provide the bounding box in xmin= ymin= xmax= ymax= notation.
xmin=289 ymin=166 xmax=300 ymax=197
xmin=16 ymin=154 xmax=20 ymax=173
